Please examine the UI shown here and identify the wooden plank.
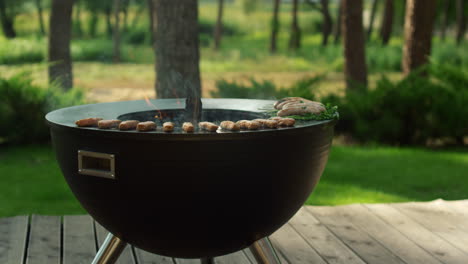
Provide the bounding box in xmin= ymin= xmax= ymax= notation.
xmin=63 ymin=215 xmax=96 ymax=264
xmin=366 ymin=203 xmax=468 ymax=264
xmin=26 ymin=215 xmax=61 ymax=264
xmin=243 ymin=244 xmax=288 ymax=263
xmin=215 ymin=250 xmax=251 ymax=264
xmin=0 ymin=215 xmax=29 ymax=264
xmin=291 ymin=207 xmax=365 ymax=264
xmin=432 ymin=200 xmax=468 ymax=231
xmin=337 ymin=204 xmax=441 ymax=264
xmin=133 ymin=248 xmax=175 ymax=264
xmin=307 ymin=206 xmax=404 ymax=264
xmin=174 ymin=258 xmax=201 ymax=264
xmin=270 ymin=223 xmax=326 ymax=264
xmin=94 ymin=221 xmax=137 ymax=264
xmin=392 ymin=201 xmax=468 ymax=254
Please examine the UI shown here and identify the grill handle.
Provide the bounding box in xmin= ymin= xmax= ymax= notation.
xmin=78 ymin=150 xmax=116 ymax=179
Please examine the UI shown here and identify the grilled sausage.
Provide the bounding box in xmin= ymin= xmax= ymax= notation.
xmin=263 ymin=120 xmax=278 ymax=129
xmin=182 ymin=122 xmax=195 ymax=132
xmin=247 ymin=120 xmax=261 ymax=130
xmin=274 ymin=97 xmax=315 ymax=110
xmin=236 ymin=120 xmax=250 ymax=129
xmin=163 ymin=122 xmax=175 ymax=132
xmin=278 ymin=118 xmax=295 ymax=127
xmin=75 ymin=118 xmax=102 ymax=127
xmin=277 ymin=102 xmax=326 ymax=117
xmin=137 ymin=121 xmax=156 ymax=131
xmin=98 ymin=119 xmax=122 ymax=129
xmin=220 ymin=121 xmax=240 ymax=131
xmin=198 ymin=122 xmax=218 ymax=132
xmin=252 ymin=119 xmax=269 ymax=126
xmin=119 ymin=120 xmax=139 ymax=130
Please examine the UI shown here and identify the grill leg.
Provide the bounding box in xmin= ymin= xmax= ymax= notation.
xmin=249 ymin=237 xmax=281 ymax=264
xmin=200 ymin=257 xmax=215 ymax=264
xmin=92 ymin=233 xmax=128 ymax=264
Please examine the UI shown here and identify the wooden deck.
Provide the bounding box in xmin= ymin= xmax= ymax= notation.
xmin=1 ymin=199 xmax=468 ymax=263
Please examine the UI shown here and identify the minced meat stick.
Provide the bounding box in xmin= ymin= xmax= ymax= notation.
xmin=182 ymin=122 xmax=195 ymax=132
xmin=220 ymin=121 xmax=240 ymax=131
xmin=198 ymin=122 xmax=219 ymax=132
xmin=247 ymin=120 xmax=261 ymax=130
xmin=263 ymin=120 xmax=278 ymax=129
xmin=98 ymin=119 xmax=122 ymax=129
xmin=137 ymin=121 xmax=156 ymax=131
xmin=119 ymin=120 xmax=139 ymax=130
xmin=75 ymin=117 xmax=102 ymax=127
xmin=278 ymin=118 xmax=295 ymax=127
xmin=163 ymin=122 xmax=175 ymax=132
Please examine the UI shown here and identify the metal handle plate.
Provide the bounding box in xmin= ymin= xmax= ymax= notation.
xmin=78 ymin=150 xmax=115 ymax=179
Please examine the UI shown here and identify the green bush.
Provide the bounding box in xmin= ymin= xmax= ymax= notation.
xmin=0 ymin=38 xmax=44 ymax=64
xmin=0 ymin=73 xmax=85 ymax=145
xmin=211 ymin=75 xmax=324 ymax=100
xmin=325 ymin=65 xmax=468 ymax=145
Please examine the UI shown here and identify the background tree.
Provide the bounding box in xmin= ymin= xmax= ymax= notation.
xmin=402 ymin=0 xmax=437 ymax=75
xmin=113 ymin=0 xmax=121 ymax=63
xmin=367 ymin=0 xmax=378 ymax=40
xmin=0 ymin=0 xmax=24 ymax=38
xmin=213 ymin=0 xmax=224 ymax=50
xmin=48 ymin=0 xmax=74 ymax=90
xmin=380 ymin=0 xmax=394 ymax=45
xmin=35 ymin=0 xmax=45 ymax=35
xmin=342 ymin=0 xmax=367 ymax=89
xmin=439 ymin=0 xmax=451 ymax=40
xmin=333 ymin=0 xmax=342 ymax=44
xmin=306 ymin=0 xmax=333 ymax=46
xmin=74 ymin=0 xmax=83 ymax=37
xmin=289 ymin=0 xmax=301 ymax=50
xmin=270 ymin=0 xmax=281 ymax=53
xmin=456 ymin=0 xmax=466 ymax=44
xmin=147 ymin=0 xmax=154 ymax=45
xmin=152 ymin=0 xmax=201 ymax=99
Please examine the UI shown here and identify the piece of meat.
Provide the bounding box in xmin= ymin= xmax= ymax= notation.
xmin=98 ymin=119 xmax=122 ymax=129
xmin=119 ymin=120 xmax=139 ymax=130
xmin=236 ymin=120 xmax=250 ymax=129
xmin=252 ymin=119 xmax=269 ymax=126
xmin=220 ymin=121 xmax=240 ymax=131
xmin=247 ymin=121 xmax=261 ymax=130
xmin=269 ymin=117 xmax=283 ymax=121
xmin=137 ymin=121 xmax=156 ymax=131
xmin=182 ymin=122 xmax=195 ymax=133
xmin=75 ymin=118 xmax=103 ymax=127
xmin=163 ymin=122 xmax=175 ymax=132
xmin=278 ymin=118 xmax=295 ymax=127
xmin=274 ymin=97 xmax=315 ymax=110
xmin=198 ymin=122 xmax=218 ymax=132
xmin=263 ymin=120 xmax=278 ymax=129
xmin=277 ymin=102 xmax=326 ymax=117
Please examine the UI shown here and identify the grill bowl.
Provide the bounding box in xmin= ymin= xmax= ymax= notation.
xmin=46 ymin=99 xmax=336 ymax=258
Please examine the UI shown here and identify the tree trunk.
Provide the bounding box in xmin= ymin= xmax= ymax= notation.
xmin=147 ymin=0 xmax=155 ymax=45
xmin=440 ymin=0 xmax=450 ymax=40
xmin=213 ymin=0 xmax=224 ymax=50
xmin=105 ymin=7 xmax=113 ymax=37
xmin=88 ymin=11 xmax=98 ymax=37
xmin=113 ymin=0 xmax=121 ymax=63
xmin=380 ymin=0 xmax=394 ymax=45
xmin=333 ymin=0 xmax=342 ymax=44
xmin=74 ymin=1 xmax=83 ymax=37
xmin=342 ymin=0 xmax=367 ymax=89
xmin=35 ymin=0 xmax=45 ymax=35
xmin=456 ymin=0 xmax=466 ymax=44
xmin=289 ymin=0 xmax=301 ymax=50
xmin=321 ymin=0 xmax=333 ymax=46
xmin=48 ymin=0 xmax=74 ymax=90
xmin=0 ymin=0 xmax=16 ymax=38
xmin=402 ymin=0 xmax=437 ymax=76
xmin=366 ymin=0 xmax=378 ymax=40
xmin=153 ymin=0 xmax=201 ymax=100
xmin=270 ymin=0 xmax=281 ymax=53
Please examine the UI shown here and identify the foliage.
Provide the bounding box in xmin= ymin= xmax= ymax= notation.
xmin=211 ymin=75 xmax=324 ymax=100
xmin=0 ymin=72 xmax=85 ymax=144
xmin=325 ymin=65 xmax=468 ymax=145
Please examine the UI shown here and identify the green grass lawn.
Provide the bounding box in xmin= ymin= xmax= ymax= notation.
xmin=0 ymin=144 xmax=466 ymax=217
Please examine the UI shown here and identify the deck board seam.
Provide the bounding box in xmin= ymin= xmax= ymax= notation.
xmin=286 ymin=222 xmax=328 ymax=263
xmin=22 ymin=215 xmax=31 ymax=264
xmin=389 ymin=203 xmax=468 ymax=256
